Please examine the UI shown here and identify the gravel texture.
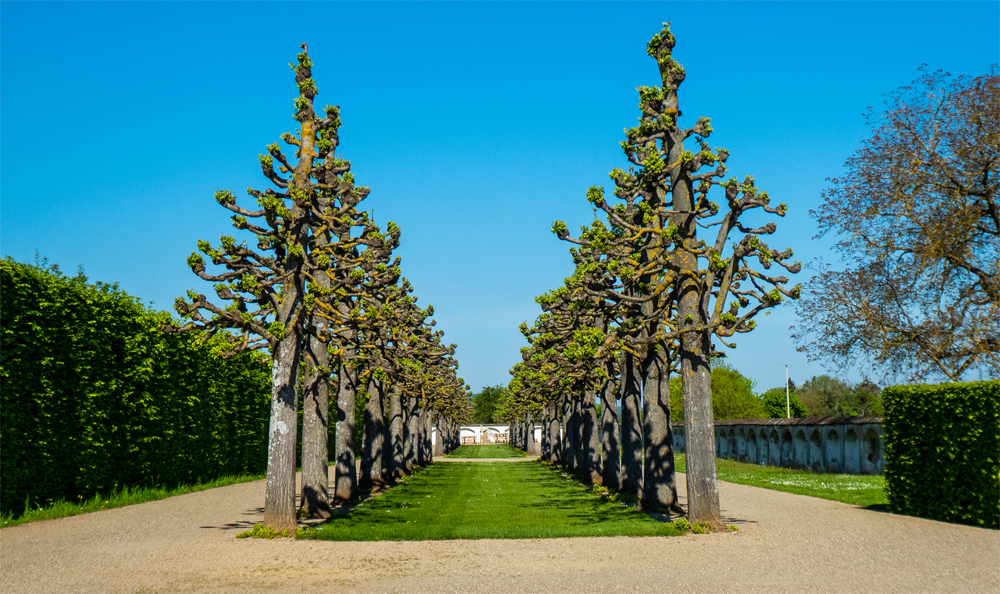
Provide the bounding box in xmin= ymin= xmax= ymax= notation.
xmin=1 ymin=461 xmax=997 ymax=594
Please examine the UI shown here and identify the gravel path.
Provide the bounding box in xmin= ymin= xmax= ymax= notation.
xmin=2 ymin=460 xmax=997 ymax=594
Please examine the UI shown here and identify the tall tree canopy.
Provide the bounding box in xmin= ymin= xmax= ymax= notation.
xmin=472 ymin=386 xmax=506 ymax=424
xmin=795 ymin=66 xmax=999 ymax=382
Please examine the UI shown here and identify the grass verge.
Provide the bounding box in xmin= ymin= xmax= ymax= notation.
xmin=445 ymin=444 xmax=526 ymax=458
xmin=1 ymin=473 xmax=265 ymax=528
xmin=301 ymin=461 xmax=686 ymax=540
xmin=675 ymin=454 xmax=887 ymax=508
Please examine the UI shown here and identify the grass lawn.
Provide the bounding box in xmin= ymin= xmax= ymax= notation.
xmin=445 ymin=444 xmax=526 ymax=458
xmin=675 ymin=454 xmax=888 ymax=508
xmin=1 ymin=472 xmax=266 ymax=528
xmin=301 ymin=461 xmax=686 ymax=541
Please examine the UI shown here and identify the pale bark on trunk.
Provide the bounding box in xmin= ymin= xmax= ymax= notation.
xmin=525 ymin=411 xmax=535 ymax=456
xmin=404 ymin=394 xmax=419 ymax=471
xmin=359 ymin=377 xmax=386 ymax=492
xmin=388 ymin=384 xmax=405 ymax=480
xmin=422 ymin=408 xmax=433 ymax=465
xmin=539 ymin=408 xmax=551 ymax=461
xmin=433 ymin=417 xmax=444 ymax=457
xmin=263 ymin=332 xmax=302 ymax=534
xmin=581 ymin=390 xmax=602 ymax=484
xmin=560 ymin=400 xmax=572 ymax=467
xmin=572 ymin=397 xmax=585 ymax=473
xmin=669 ymin=117 xmax=722 ymax=526
xmin=681 ymin=329 xmax=721 ymax=525
xmin=600 ymin=377 xmax=621 ymax=490
xmin=333 ymin=358 xmax=358 ymax=502
xmin=415 ymin=406 xmax=426 ymax=467
xmin=299 ymin=331 xmax=332 ymax=518
xmin=547 ymin=404 xmax=561 ymax=464
xmin=641 ymin=344 xmax=681 ymax=512
xmin=619 ymin=351 xmax=643 ymax=497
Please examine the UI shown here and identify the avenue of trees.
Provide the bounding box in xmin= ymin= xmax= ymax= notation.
xmin=795 ymin=66 xmax=999 ymax=382
xmin=501 ymin=24 xmax=801 ymax=528
xmin=170 ymin=45 xmax=470 ymax=534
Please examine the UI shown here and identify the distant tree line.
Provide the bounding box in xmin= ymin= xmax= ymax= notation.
xmin=667 ymin=360 xmax=883 ymax=422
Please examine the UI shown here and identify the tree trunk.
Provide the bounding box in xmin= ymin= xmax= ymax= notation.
xmin=299 ymin=331 xmax=332 ymax=518
xmin=600 ymin=377 xmax=621 ymax=490
xmin=560 ymin=399 xmax=572 ymax=467
xmin=641 ymin=343 xmax=681 ymax=513
xmin=571 ymin=397 xmax=585 ymax=473
xmin=525 ymin=411 xmax=535 ymax=456
xmin=404 ymin=394 xmax=419 ymax=471
xmin=433 ymin=416 xmax=445 ymax=457
xmin=359 ymin=377 xmax=386 ymax=492
xmin=681 ymin=329 xmax=722 ymax=525
xmin=415 ymin=405 xmax=426 ymax=467
xmin=422 ymin=408 xmax=434 ymax=466
xmin=262 ymin=332 xmax=302 ymax=534
xmin=547 ymin=403 xmax=561 ymax=464
xmin=669 ymin=118 xmax=723 ymax=527
xmin=620 ymin=351 xmax=643 ymax=497
xmin=333 ymin=358 xmax=358 ymax=502
xmin=387 ymin=384 xmax=405 ymax=480
xmin=581 ymin=390 xmax=602 ymax=484
xmin=539 ymin=407 xmax=551 ymax=461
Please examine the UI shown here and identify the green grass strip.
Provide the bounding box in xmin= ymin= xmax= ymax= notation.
xmin=0 ymin=473 xmax=266 ymax=528
xmin=675 ymin=454 xmax=888 ymax=508
xmin=302 ymin=461 xmax=686 ymax=541
xmin=445 ymin=444 xmax=526 ymax=458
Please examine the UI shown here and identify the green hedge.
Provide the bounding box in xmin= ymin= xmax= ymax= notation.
xmin=1 ymin=258 xmax=271 ymax=517
xmin=883 ymin=380 xmax=999 ymax=528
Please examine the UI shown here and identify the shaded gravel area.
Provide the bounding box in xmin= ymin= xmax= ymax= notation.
xmin=1 ymin=462 xmax=997 ymax=594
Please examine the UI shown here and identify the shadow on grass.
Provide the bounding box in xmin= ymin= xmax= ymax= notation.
xmin=300 ymin=460 xmax=687 ymax=541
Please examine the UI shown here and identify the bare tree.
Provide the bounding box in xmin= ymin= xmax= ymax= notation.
xmin=796 ymin=66 xmax=999 ymax=381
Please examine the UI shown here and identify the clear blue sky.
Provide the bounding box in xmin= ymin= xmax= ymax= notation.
xmin=2 ymin=2 xmax=998 ymax=393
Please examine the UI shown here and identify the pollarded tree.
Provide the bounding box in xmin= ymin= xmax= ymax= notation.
xmin=556 ymin=217 xmax=681 ymax=505
xmin=171 ymin=45 xmax=341 ymax=534
xmin=795 ymin=66 xmax=999 ymax=382
xmin=568 ymin=24 xmax=801 ymax=525
xmin=309 ymin=216 xmax=401 ymax=503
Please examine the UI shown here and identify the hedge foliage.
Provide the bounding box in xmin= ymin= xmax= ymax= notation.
xmin=883 ymin=380 xmax=999 ymax=528
xmin=1 ymin=258 xmax=271 ymax=517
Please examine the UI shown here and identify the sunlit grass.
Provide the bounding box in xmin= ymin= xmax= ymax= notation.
xmin=1 ymin=473 xmax=266 ymax=528
xmin=445 ymin=444 xmax=526 ymax=458
xmin=302 ymin=461 xmax=686 ymax=541
xmin=675 ymin=454 xmax=887 ymax=507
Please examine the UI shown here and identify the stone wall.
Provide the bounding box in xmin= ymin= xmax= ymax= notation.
xmin=671 ymin=417 xmax=884 ymax=475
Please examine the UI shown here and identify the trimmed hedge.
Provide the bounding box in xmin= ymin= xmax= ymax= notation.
xmin=1 ymin=258 xmax=271 ymax=517
xmin=883 ymin=380 xmax=999 ymax=528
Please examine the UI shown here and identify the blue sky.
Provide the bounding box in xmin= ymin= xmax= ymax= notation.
xmin=2 ymin=1 xmax=998 ymax=393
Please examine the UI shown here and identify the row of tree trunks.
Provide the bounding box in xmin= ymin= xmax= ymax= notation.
xmin=641 ymin=345 xmax=681 ymax=513
xmin=359 ymin=377 xmax=386 ymax=493
xmin=539 ymin=350 xmax=677 ymax=509
xmin=600 ymin=372 xmax=621 ymax=490
xmin=546 ymin=405 xmax=560 ymax=464
xmin=364 ymin=389 xmax=445 ymax=488
xmin=620 ymin=351 xmax=643 ymax=497
xmin=299 ymin=330 xmax=332 ymax=518
xmin=524 ymin=411 xmax=535 ymax=455
xmin=334 ymin=357 xmax=359 ymax=503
